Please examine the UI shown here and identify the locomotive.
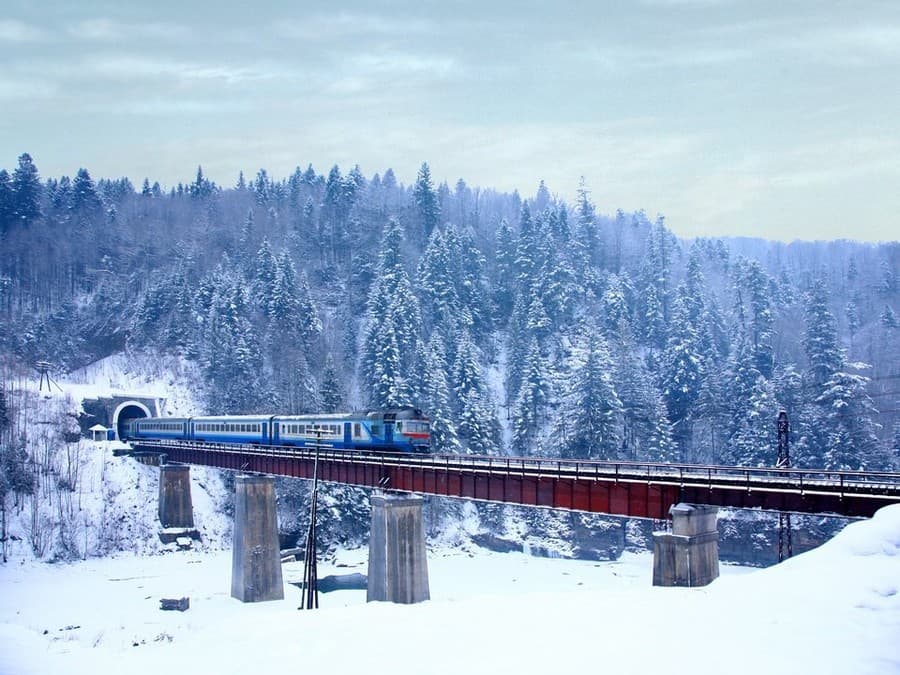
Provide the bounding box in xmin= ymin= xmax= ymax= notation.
xmin=122 ymin=407 xmax=431 ymax=453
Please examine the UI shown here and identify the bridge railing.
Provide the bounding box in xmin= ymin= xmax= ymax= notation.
xmin=132 ymin=439 xmax=900 ymax=498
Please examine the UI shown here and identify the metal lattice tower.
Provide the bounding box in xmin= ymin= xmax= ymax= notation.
xmin=300 ymin=428 xmax=322 ymax=610
xmin=776 ymin=410 xmax=793 ymax=562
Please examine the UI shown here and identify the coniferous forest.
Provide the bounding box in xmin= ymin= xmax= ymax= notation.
xmin=1 ymin=152 xmax=899 ymax=473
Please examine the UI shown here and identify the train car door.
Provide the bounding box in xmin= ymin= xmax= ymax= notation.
xmin=273 ymin=421 xmax=280 ymax=444
xmin=262 ymin=422 xmax=269 ymax=444
xmin=343 ymin=422 xmax=352 ymax=447
xmin=384 ymin=422 xmax=394 ymax=444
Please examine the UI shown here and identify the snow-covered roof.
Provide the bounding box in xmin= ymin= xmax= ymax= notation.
xmin=89 ymin=424 xmax=108 ymax=431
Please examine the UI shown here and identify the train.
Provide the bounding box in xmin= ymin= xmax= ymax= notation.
xmin=122 ymin=407 xmax=431 ymax=453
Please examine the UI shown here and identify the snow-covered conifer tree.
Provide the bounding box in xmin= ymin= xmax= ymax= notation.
xmin=556 ymin=326 xmax=622 ymax=460
xmin=418 ymin=335 xmax=461 ymax=453
xmin=512 ymin=337 xmax=552 ymax=455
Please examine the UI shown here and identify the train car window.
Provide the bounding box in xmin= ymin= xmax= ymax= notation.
xmin=372 ymin=424 xmax=381 ymax=436
xmin=397 ymin=422 xmax=402 ymax=431
xmin=354 ymin=423 xmax=361 ymax=437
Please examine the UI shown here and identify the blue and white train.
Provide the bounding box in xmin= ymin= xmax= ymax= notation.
xmin=122 ymin=407 xmax=431 ymax=453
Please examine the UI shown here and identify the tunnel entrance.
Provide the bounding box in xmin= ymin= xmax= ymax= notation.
xmin=114 ymin=402 xmax=151 ymax=440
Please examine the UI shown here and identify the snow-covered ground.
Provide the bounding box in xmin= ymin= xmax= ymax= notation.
xmin=2 ymin=352 xmax=897 ymax=673
xmin=63 ymin=352 xmax=203 ymax=416
xmin=2 ymin=504 xmax=899 ymax=675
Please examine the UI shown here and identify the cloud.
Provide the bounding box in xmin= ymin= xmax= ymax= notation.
xmin=0 ymin=19 xmax=48 ymax=42
xmin=0 ymin=76 xmax=57 ymax=101
xmin=576 ymin=42 xmax=750 ymax=72
xmin=274 ymin=12 xmax=436 ymax=43
xmin=89 ymin=98 xmax=256 ymax=116
xmin=66 ymin=18 xmax=190 ymax=42
xmin=639 ymin=0 xmax=733 ymax=6
xmin=81 ymin=55 xmax=286 ymax=86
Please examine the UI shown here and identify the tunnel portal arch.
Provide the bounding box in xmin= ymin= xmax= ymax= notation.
xmin=113 ymin=401 xmax=152 ymax=440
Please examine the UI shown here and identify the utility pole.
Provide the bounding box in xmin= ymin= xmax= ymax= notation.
xmin=300 ymin=428 xmax=322 ymax=609
xmin=776 ymin=410 xmax=793 ymax=562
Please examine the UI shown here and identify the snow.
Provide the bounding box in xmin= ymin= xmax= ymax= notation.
xmin=63 ymin=352 xmax=204 ymax=416
xmin=2 ymin=352 xmax=228 ymax=564
xmin=2 ymin=506 xmax=899 ymax=675
xmin=3 ymin=351 xmax=898 ymax=673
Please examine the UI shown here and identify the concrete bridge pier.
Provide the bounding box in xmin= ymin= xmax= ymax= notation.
xmin=158 ymin=464 xmax=194 ymax=528
xmin=231 ymin=475 xmax=284 ymax=602
xmin=652 ymin=503 xmax=720 ymax=587
xmin=367 ymin=494 xmax=430 ymax=604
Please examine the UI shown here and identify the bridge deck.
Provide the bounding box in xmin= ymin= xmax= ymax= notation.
xmin=130 ymin=440 xmax=900 ymax=519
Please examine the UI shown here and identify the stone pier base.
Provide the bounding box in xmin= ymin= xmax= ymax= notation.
xmin=158 ymin=464 xmax=194 ymax=528
xmin=367 ymin=494 xmax=430 ymax=604
xmin=231 ymin=475 xmax=284 ymax=603
xmin=652 ymin=503 xmax=720 ymax=587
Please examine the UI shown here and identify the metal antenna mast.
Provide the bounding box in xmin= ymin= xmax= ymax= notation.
xmin=776 ymin=410 xmax=793 ymax=562
xmin=34 ymin=361 xmax=63 ymax=393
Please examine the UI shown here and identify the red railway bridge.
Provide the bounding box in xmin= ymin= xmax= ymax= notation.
xmin=130 ymin=440 xmax=900 ymax=519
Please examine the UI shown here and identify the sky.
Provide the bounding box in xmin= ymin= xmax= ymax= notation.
xmin=1 ymin=1 xmax=898 ymax=243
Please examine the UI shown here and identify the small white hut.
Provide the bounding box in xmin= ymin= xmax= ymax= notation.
xmin=89 ymin=424 xmax=109 ymax=442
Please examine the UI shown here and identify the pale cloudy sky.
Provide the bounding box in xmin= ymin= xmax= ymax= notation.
xmin=1 ymin=1 xmax=898 ymax=242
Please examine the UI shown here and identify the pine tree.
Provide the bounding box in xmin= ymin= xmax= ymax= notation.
xmin=297 ymin=268 xmax=323 ymax=346
xmin=11 ymin=152 xmax=42 ymax=225
xmin=252 ymin=238 xmax=277 ymax=304
xmin=413 ymin=162 xmax=440 ymax=241
xmin=602 ymin=274 xmax=630 ymax=334
xmin=417 ymin=228 xmax=460 ymax=329
xmin=746 ymin=262 xmax=775 ymax=377
xmin=418 ymin=335 xmax=461 ymax=453
xmin=659 ymin=291 xmax=703 ymax=428
xmin=726 ymin=374 xmax=777 ymax=467
xmin=514 ymin=202 xmax=539 ymax=292
xmin=318 ymin=354 xmax=344 ymax=413
xmin=846 ymin=295 xmax=861 ymax=344
xmin=512 ymin=337 xmax=552 ymax=455
xmin=456 ymin=227 xmax=489 ymax=336
xmin=0 ymin=385 xmax=8 ymax=437
xmin=816 ymin=371 xmax=884 ymax=470
xmin=200 ymin=279 xmax=265 ymax=413
xmin=361 ymin=219 xmax=422 ymax=406
xmin=535 ymin=247 xmax=577 ymax=330
xmin=803 ymin=280 xmax=843 ymax=387
xmin=452 ymin=330 xmax=499 ymax=454
xmin=639 ymin=282 xmax=667 ymax=349
xmin=493 ymin=218 xmax=516 ymax=322
xmin=879 ymin=261 xmax=896 ymax=296
xmin=573 ymin=177 xmax=601 ymax=272
xmin=0 ymin=170 xmax=14 ymax=233
xmin=612 ymin=322 xmax=677 ymax=462
xmin=557 ymin=327 xmax=622 ymax=460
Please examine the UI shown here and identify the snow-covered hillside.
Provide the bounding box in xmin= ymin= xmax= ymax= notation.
xmin=1 ymin=504 xmax=898 ymax=675
xmin=1 ymin=353 xmax=230 ymax=563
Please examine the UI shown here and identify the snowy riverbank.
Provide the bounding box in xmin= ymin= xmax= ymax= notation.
xmin=2 ymin=504 xmax=899 ymax=675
